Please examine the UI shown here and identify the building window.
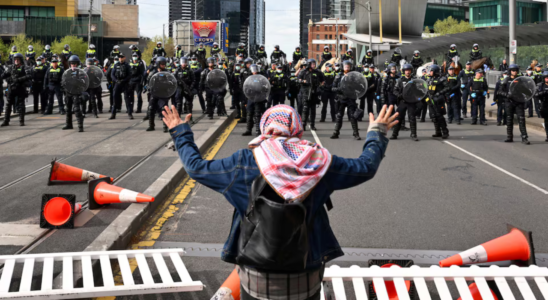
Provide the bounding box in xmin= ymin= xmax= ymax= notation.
xmin=316 ymin=44 xmax=319 ymax=51
xmin=316 ymin=34 xmax=320 ymax=39
xmin=30 ymin=7 xmax=55 ymax=18
xmin=324 ymin=34 xmax=327 ymax=39
xmin=340 ymin=35 xmax=343 ymax=40
xmin=316 ymin=54 xmax=320 ymax=61
xmin=0 ymin=8 xmax=24 ymax=21
xmin=329 ymin=35 xmax=332 ymax=39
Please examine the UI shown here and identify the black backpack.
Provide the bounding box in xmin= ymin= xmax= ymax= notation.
xmin=236 ymin=175 xmax=332 ymax=272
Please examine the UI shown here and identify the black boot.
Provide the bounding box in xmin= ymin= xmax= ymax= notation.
xmin=18 ymin=105 xmax=25 ymax=126
xmin=350 ymin=118 xmax=361 ymax=140
xmin=163 ymin=121 xmax=168 ymax=133
xmin=518 ymin=116 xmax=529 ymax=145
xmin=1 ymin=105 xmax=11 ymax=126
xmin=330 ymin=121 xmax=342 ymax=139
xmin=505 ymin=115 xmax=513 ymax=142
xmin=242 ymin=110 xmax=254 ymax=136
xmin=62 ymin=111 xmax=73 ymax=130
xmin=432 ymin=118 xmax=442 ymax=137
xmin=390 ymin=122 xmax=401 ymax=140
xmin=410 ymin=120 xmax=419 ymax=141
xmin=440 ymin=118 xmax=449 ymax=139
xmin=146 ymin=112 xmax=155 ymax=131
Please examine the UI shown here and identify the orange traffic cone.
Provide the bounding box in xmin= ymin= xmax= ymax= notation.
xmin=372 ymin=264 xmax=411 ymax=300
xmin=440 ymin=225 xmax=535 ymax=267
xmin=457 ymin=283 xmax=499 ymax=300
xmin=40 ymin=194 xmax=82 ymax=229
xmin=210 ymin=268 xmax=240 ymax=300
xmin=48 ymin=158 xmax=112 ymax=185
xmin=88 ymin=177 xmax=155 ymax=210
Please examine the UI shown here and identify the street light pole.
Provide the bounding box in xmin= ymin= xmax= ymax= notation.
xmin=398 ymin=0 xmax=402 ymax=44
xmin=509 ymin=0 xmax=516 ymax=64
xmin=366 ymin=1 xmax=372 ymax=53
xmin=88 ymin=0 xmax=93 ymax=46
xmin=379 ymin=0 xmax=383 ymax=43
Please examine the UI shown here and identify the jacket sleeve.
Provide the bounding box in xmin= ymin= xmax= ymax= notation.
xmin=393 ymin=79 xmax=402 ymax=99
xmin=324 ymin=130 xmax=388 ymax=191
xmin=43 ymin=68 xmax=49 ymax=88
xmin=170 ymin=123 xmax=239 ymax=193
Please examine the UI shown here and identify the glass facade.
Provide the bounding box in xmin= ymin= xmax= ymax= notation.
xmin=424 ymin=3 xmax=466 ymax=29
xmin=300 ymin=0 xmax=331 ymax=55
xmin=470 ymin=0 xmax=544 ymax=27
xmin=30 ymin=7 xmax=55 ymax=18
xmin=0 ymin=7 xmax=25 ymax=21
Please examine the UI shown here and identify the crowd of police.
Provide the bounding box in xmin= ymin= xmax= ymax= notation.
xmin=1 ymin=42 xmax=547 ymax=143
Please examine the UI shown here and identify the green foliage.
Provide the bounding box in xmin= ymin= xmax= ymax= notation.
xmin=0 ymin=34 xmax=44 ymax=63
xmin=423 ymin=26 xmax=430 ymax=34
xmin=142 ymin=36 xmax=175 ymax=64
xmin=433 ymin=16 xmax=475 ymax=35
xmin=51 ymin=36 xmax=88 ymax=60
xmin=0 ymin=39 xmax=7 ymax=63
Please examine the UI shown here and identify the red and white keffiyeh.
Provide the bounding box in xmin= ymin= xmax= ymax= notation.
xmin=248 ymin=105 xmax=332 ymax=202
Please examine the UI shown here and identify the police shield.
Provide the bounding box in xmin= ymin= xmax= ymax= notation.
xmin=339 ymin=71 xmax=368 ymax=99
xmin=509 ymin=76 xmax=536 ymax=103
xmin=243 ymin=75 xmax=271 ymax=103
xmin=403 ymin=79 xmax=428 ymax=104
xmin=206 ymin=69 xmax=227 ymax=92
xmin=149 ymin=71 xmax=177 ymax=98
xmin=62 ymin=68 xmax=90 ymax=95
xmin=84 ymin=65 xmax=104 ymax=89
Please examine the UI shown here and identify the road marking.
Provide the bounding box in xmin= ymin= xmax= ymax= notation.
xmin=95 ymin=118 xmax=238 ymax=300
xmin=310 ymin=126 xmax=323 ymax=146
xmin=444 ymin=141 xmax=548 ymax=195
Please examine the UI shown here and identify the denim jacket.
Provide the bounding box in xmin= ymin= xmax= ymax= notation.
xmin=170 ymin=123 xmax=389 ymax=270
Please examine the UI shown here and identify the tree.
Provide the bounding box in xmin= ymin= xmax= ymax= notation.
xmin=0 ymin=34 xmax=44 ymax=63
xmin=51 ymin=36 xmax=88 ymax=61
xmin=433 ymin=16 xmax=475 ymax=35
xmin=142 ymin=36 xmax=175 ymax=64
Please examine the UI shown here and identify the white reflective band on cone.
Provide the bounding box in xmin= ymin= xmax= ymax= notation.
xmin=81 ymin=170 xmax=101 ymax=181
xmin=459 ymin=245 xmax=488 ymax=264
xmin=210 ymin=287 xmax=235 ymax=300
xmin=119 ymin=189 xmax=139 ymax=202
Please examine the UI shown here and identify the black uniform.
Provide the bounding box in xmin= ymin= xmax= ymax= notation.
xmin=446 ymin=49 xmax=459 ymax=64
xmin=497 ymin=75 xmax=528 ymax=142
xmin=240 ymin=68 xmax=265 ymax=136
xmin=467 ymin=76 xmax=489 ymax=124
xmin=200 ymin=67 xmax=224 ymax=118
xmin=62 ymin=69 xmax=86 ymax=131
xmin=190 ymin=64 xmax=206 ymax=112
xmin=469 ymin=49 xmax=482 ymax=62
xmin=380 ymin=74 xmax=399 ymax=107
xmin=42 ymin=50 xmax=53 ymax=63
xmin=361 ymin=53 xmax=373 ymax=66
xmin=535 ymin=81 xmax=548 ymax=140
xmin=271 ymin=50 xmax=287 ymax=61
xmin=174 ymin=66 xmax=195 ymax=115
xmin=445 ymin=73 xmax=462 ymax=124
xmin=331 ymin=72 xmax=360 ymax=139
xmin=256 ymin=49 xmax=267 ymax=60
xmin=85 ymin=67 xmax=103 ymax=115
xmin=109 ymin=50 xmax=121 ymax=60
xmin=322 ymin=51 xmax=333 ymax=63
xmin=105 ymin=62 xmax=116 ymax=112
xmin=31 ymin=63 xmax=48 ymax=113
xmin=0 ymin=60 xmax=4 ymax=115
xmin=236 ymin=47 xmax=248 ymax=59
xmin=132 ymin=48 xmax=142 ymax=60
xmin=152 ymin=47 xmax=167 ymax=58
xmin=194 ymin=48 xmax=207 ymax=68
xmin=410 ymin=56 xmax=424 ymax=71
xmin=86 ymin=49 xmax=97 ymax=59
xmin=340 ymin=53 xmax=353 ymax=62
xmin=44 ymin=65 xmax=65 ymax=114
xmin=127 ymin=60 xmax=146 ymax=116
xmin=26 ymin=50 xmax=36 ymax=66
xmin=359 ymin=70 xmax=379 ymax=118
xmin=426 ymin=74 xmax=450 ymax=138
xmin=292 ymin=51 xmax=304 ymax=65
xmin=1 ymin=64 xmax=31 ymax=126
xmin=287 ymin=72 xmax=300 ymax=109
xmin=111 ymin=61 xmax=132 ymax=118
xmin=210 ymin=47 xmax=221 ymax=57
xmin=493 ymin=76 xmax=506 ymax=125
xmin=61 ymin=50 xmax=72 ymax=61
xmin=298 ymin=68 xmax=324 ymax=129
xmin=390 ymin=53 xmax=402 ymax=64
xmin=269 ymin=71 xmax=288 ymax=107
xmin=144 ymin=68 xmax=169 ymax=131
xmin=320 ymin=70 xmax=337 ymax=122
xmin=229 ymin=68 xmax=244 ymax=120
xmin=392 ymin=75 xmax=418 ymax=139
xmin=498 ymin=63 xmax=509 ymax=72
xmin=458 ymin=68 xmax=475 ymax=117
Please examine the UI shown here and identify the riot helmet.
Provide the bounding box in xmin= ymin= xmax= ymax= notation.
xmin=86 ymin=58 xmax=94 ymax=66
xmin=45 ymin=45 xmax=51 ymax=50
xmin=307 ymin=58 xmax=316 ymax=69
xmin=430 ymin=64 xmax=441 ymax=76
xmin=28 ymin=45 xmax=34 ymax=51
xmin=212 ymin=42 xmax=218 ymax=48
xmin=89 ymin=44 xmax=95 ymax=49
xmin=250 ymin=64 xmax=260 ymax=74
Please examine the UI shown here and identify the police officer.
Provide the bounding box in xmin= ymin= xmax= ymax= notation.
xmin=256 ymin=44 xmax=267 ymax=61
xmin=236 ymin=43 xmax=248 ymax=59
xmin=26 ymin=45 xmax=36 ymax=66
xmin=392 ymin=63 xmax=419 ymax=141
xmin=469 ymin=43 xmax=482 ymax=62
xmin=458 ymin=61 xmax=474 ymax=118
xmin=105 ymin=56 xmax=118 ymax=113
xmin=8 ymin=46 xmax=20 ymax=64
xmin=241 ymin=63 xmax=266 ymax=136
xmin=174 ymin=57 xmax=195 ymax=118
xmin=175 ymin=45 xmax=185 ymax=59
xmin=334 ymin=62 xmax=342 ymax=75
xmin=110 ymin=45 xmax=121 ymax=61
xmin=129 ymin=45 xmax=142 ymax=60
xmin=416 ymin=68 xmax=429 ymax=122
xmin=468 ymin=69 xmax=489 ymax=125
xmin=298 ymin=58 xmax=324 ymax=130
xmin=229 ymin=62 xmax=244 ymax=120
xmin=127 ymin=52 xmax=145 ymax=118
xmin=369 ymin=64 xmax=382 ymax=116
xmin=426 ymin=64 xmax=450 ymax=139
xmin=380 ymin=64 xmax=400 ymax=108
xmin=31 ymin=56 xmax=48 ymax=113
xmin=62 ymin=55 xmax=86 ymax=131
xmin=320 ymin=63 xmax=337 ymax=122
xmin=153 ymin=42 xmax=167 ymax=58
xmin=43 ymin=57 xmax=65 ymax=115
xmin=62 ymin=44 xmax=72 ymax=61
xmin=190 ymin=56 xmax=206 ymax=114
xmin=446 ymin=66 xmax=462 ymax=125
xmin=497 ymin=64 xmax=530 ymax=144
xmin=360 ymin=64 xmax=379 ymax=119
xmin=361 ymin=49 xmax=374 ymax=66
xmin=269 ymin=64 xmax=288 ymax=106
xmin=446 ymin=44 xmax=459 ymax=66
xmin=341 ymin=49 xmax=353 ymax=62
xmin=0 ymin=54 xmax=4 ymax=116
xmin=390 ymin=48 xmax=402 ymax=64
xmin=1 ymin=53 xmax=31 ymax=126
xmin=330 ymin=60 xmax=361 ymax=140
xmin=210 ymin=43 xmax=221 ymax=57
xmin=410 ymin=50 xmax=423 ymax=73
xmin=200 ymin=57 xmax=219 ymax=119
xmin=532 ymin=63 xmax=543 ymax=118
xmin=535 ymin=71 xmax=548 ymax=142
xmin=493 ymin=70 xmax=508 ymax=126
xmin=292 ymin=46 xmax=304 ymax=66
xmin=194 ymin=43 xmax=207 ymax=68
xmin=85 ymin=58 xmax=103 ymax=116
xmin=110 ymin=53 xmax=132 ymax=119
xmin=42 ymin=45 xmax=53 ymax=63
xmin=86 ymin=44 xmax=97 ymax=59
xmin=144 ymin=56 xmax=170 ymax=132
xmin=270 ymin=45 xmax=286 ymax=62
xmin=322 ymin=46 xmax=333 ymax=64
xmin=286 ymin=67 xmax=300 ymax=109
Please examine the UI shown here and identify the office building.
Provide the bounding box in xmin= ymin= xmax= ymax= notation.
xmin=300 ymin=0 xmax=332 ymax=56
xmin=169 ymin=0 xmax=196 ymax=37
xmin=308 ymin=18 xmax=351 ymax=60
xmin=330 ymin=0 xmax=354 ymax=20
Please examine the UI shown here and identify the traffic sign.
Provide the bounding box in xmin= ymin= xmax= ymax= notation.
xmin=511 ymin=39 xmax=517 ymax=55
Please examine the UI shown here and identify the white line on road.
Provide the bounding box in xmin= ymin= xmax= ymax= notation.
xmin=444 ymin=141 xmax=548 ymax=195
xmin=310 ymin=126 xmax=323 ymax=147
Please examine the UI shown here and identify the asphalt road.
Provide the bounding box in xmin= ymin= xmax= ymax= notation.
xmin=115 ymin=106 xmax=548 ymax=300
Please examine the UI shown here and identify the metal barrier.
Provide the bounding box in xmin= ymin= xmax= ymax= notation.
xmin=0 ymin=248 xmax=203 ymax=299
xmin=486 ymin=71 xmax=502 ymax=89
xmin=321 ymin=264 xmax=548 ymax=300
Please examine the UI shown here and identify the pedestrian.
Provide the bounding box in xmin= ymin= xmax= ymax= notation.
xmin=1 ymin=53 xmax=31 ymax=127
xmin=499 ymin=59 xmax=509 ymax=72
xmin=330 ymin=60 xmax=362 ymax=140
xmin=162 ymin=103 xmax=397 ymax=300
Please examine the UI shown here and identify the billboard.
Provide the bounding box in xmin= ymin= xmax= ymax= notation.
xmin=192 ymin=22 xmax=217 ymax=46
xmin=221 ymin=23 xmax=229 ymax=53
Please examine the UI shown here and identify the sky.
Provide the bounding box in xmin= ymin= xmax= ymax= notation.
xmin=138 ymin=0 xmax=299 ymax=53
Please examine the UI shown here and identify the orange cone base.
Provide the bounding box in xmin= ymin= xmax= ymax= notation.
xmin=48 ymin=158 xmax=112 ymax=185
xmin=373 ymin=264 xmax=411 ymax=300
xmin=40 ymin=194 xmax=79 ymax=229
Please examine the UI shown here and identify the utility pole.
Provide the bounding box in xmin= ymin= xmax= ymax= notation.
xmin=163 ymin=24 xmax=166 ymax=47
xmin=366 ymin=1 xmax=372 ymax=53
xmin=336 ymin=18 xmax=339 ymax=58
xmin=379 ymin=0 xmax=383 ymax=43
xmin=509 ymin=0 xmax=516 ymax=64
xmin=398 ymin=0 xmax=402 ymax=44
xmin=88 ymin=0 xmax=93 ymax=46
